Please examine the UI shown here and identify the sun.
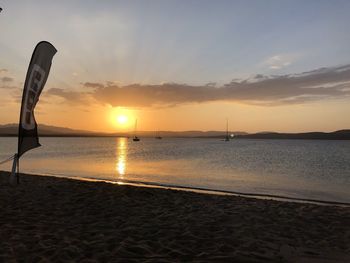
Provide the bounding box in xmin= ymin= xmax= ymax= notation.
xmin=117 ymin=115 xmax=128 ymax=125
xmin=109 ymin=107 xmax=134 ymax=130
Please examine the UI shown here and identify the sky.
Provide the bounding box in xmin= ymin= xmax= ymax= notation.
xmin=1 ymin=0 xmax=350 ymax=133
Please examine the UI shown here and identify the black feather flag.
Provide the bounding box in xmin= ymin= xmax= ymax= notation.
xmin=18 ymin=41 xmax=57 ymax=157
xmin=11 ymin=41 xmax=57 ymax=184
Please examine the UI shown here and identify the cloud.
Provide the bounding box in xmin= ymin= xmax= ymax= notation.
xmin=46 ymin=88 xmax=88 ymax=104
xmin=0 ymin=69 xmax=16 ymax=89
xmin=83 ymin=82 xmax=105 ymax=89
xmin=1 ymin=76 xmax=13 ymax=82
xmin=0 ymin=79 xmax=17 ymax=90
xmin=93 ymin=83 xmax=219 ymax=107
xmin=0 ymin=85 xmax=17 ymax=90
xmin=93 ymin=64 xmax=350 ymax=106
xmin=48 ymin=64 xmax=350 ymax=107
xmin=262 ymin=54 xmax=297 ymax=70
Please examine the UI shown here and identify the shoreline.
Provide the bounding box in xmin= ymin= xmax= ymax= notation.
xmin=0 ymin=171 xmax=349 ymax=262
xmin=3 ymin=170 xmax=350 ymax=207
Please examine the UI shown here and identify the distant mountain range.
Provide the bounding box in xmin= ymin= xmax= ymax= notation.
xmin=0 ymin=124 xmax=246 ymax=138
xmin=0 ymin=124 xmax=97 ymax=136
xmin=235 ymin=130 xmax=350 ymax=140
xmin=1 ymin=124 xmax=350 ymax=139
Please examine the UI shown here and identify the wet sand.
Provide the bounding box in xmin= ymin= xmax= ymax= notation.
xmin=0 ymin=171 xmax=349 ymax=262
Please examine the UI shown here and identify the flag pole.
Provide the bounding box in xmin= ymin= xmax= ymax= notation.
xmin=10 ymin=154 xmax=18 ymax=185
xmin=17 ymin=154 xmax=20 ymax=184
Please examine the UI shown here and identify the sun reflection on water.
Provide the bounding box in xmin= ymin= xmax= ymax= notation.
xmin=115 ymin=137 xmax=127 ymax=179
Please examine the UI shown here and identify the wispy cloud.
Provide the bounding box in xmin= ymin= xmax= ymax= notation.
xmin=46 ymin=88 xmax=89 ymax=105
xmin=1 ymin=76 xmax=14 ymax=82
xmin=83 ymin=82 xmax=104 ymax=89
xmin=262 ymin=54 xmax=298 ymax=70
xmin=0 ymin=85 xmax=17 ymax=90
xmin=0 ymin=69 xmax=16 ymax=89
xmin=48 ymin=64 xmax=350 ymax=107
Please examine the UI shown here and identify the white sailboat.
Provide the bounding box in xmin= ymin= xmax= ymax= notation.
xmin=155 ymin=130 xmax=162 ymax=139
xmin=224 ymin=118 xmax=230 ymax=141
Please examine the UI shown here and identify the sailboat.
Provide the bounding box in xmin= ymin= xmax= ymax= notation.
xmin=155 ymin=130 xmax=162 ymax=139
xmin=224 ymin=118 xmax=230 ymax=141
xmin=133 ymin=119 xmax=140 ymax=141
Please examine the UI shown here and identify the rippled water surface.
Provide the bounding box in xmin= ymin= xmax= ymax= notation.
xmin=1 ymin=137 xmax=350 ymax=202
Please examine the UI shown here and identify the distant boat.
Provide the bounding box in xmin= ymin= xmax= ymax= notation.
xmin=155 ymin=130 xmax=162 ymax=139
xmin=224 ymin=118 xmax=230 ymax=141
xmin=133 ymin=119 xmax=140 ymax=142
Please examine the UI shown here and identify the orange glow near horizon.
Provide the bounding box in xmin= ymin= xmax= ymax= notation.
xmin=14 ymin=96 xmax=350 ymax=134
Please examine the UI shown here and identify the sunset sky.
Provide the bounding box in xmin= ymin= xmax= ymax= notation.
xmin=1 ymin=0 xmax=350 ymax=133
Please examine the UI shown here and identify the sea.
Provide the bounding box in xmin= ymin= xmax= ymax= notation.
xmin=1 ymin=137 xmax=350 ymax=203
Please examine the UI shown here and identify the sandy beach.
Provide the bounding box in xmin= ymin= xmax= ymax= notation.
xmin=0 ymin=171 xmax=349 ymax=262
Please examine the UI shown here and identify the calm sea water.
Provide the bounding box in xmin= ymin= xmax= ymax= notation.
xmin=1 ymin=137 xmax=350 ymax=203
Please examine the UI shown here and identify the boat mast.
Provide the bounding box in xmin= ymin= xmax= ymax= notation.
xmin=134 ymin=119 xmax=137 ymax=137
xmin=226 ymin=118 xmax=229 ymax=138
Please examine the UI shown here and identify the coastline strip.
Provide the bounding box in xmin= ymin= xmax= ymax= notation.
xmin=3 ymin=170 xmax=349 ymax=207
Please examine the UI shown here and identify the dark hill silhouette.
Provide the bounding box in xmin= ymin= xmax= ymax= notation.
xmin=2 ymin=123 xmax=349 ymax=139
xmin=0 ymin=124 xmax=95 ymax=136
xmin=0 ymin=124 xmax=246 ymax=138
xmin=235 ymin=130 xmax=350 ymax=140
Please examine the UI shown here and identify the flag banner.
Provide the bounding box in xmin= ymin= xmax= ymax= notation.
xmin=18 ymin=41 xmax=57 ymax=157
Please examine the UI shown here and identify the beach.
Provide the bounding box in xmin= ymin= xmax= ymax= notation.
xmin=0 ymin=171 xmax=349 ymax=262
